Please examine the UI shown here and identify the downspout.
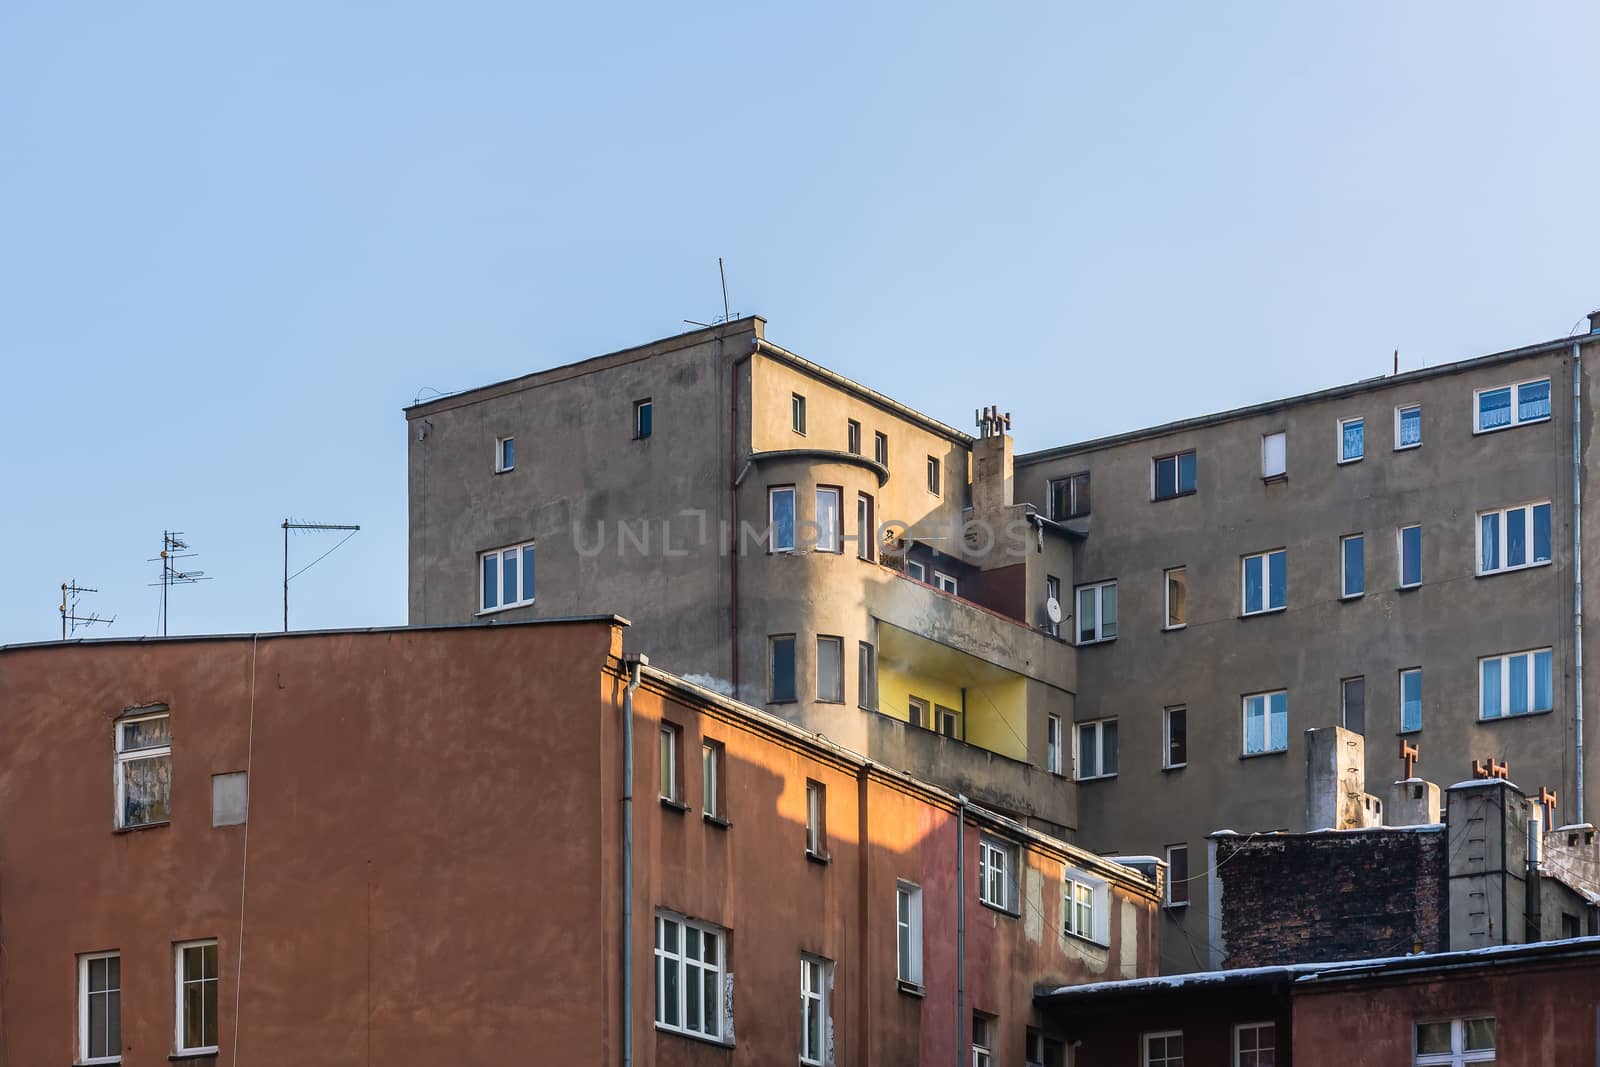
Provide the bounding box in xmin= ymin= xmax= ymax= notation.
xmin=621 ymin=653 xmax=648 ymax=1067
xmin=955 ymin=794 xmax=968 ymax=1067
xmin=1574 ymin=341 xmax=1585 ymax=824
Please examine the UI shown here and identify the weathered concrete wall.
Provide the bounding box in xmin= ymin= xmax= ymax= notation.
xmin=1446 ymin=779 xmax=1532 ymax=949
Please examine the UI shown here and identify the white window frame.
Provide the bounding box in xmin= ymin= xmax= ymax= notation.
xmin=816 ymin=636 xmax=844 ymax=703
xmin=874 ymin=431 xmax=889 ymax=467
xmin=1337 ymin=415 xmax=1365 ymax=463
xmin=978 ymin=835 xmax=1019 ymax=912
xmin=115 ymin=710 xmax=171 ymax=830
xmin=1414 ymin=1016 xmax=1495 ymax=1065
xmin=792 ymin=392 xmax=807 ymax=435
xmin=1075 ymin=579 xmax=1118 ymax=644
xmin=1062 ymin=866 xmax=1109 ymax=945
xmin=1046 ymin=714 xmax=1063 ymax=775
xmin=1479 ymin=648 xmax=1555 ymax=720
xmin=1163 ymin=706 xmax=1186 ymax=769
xmin=1074 ymin=718 xmax=1118 ymax=781
xmin=856 ymin=493 xmax=876 ymax=561
xmin=1474 ymin=377 xmax=1551 ymax=435
xmin=1341 ymin=533 xmax=1365 ymax=599
xmin=659 ymin=723 xmax=680 ymax=802
xmin=1143 ymin=1030 xmax=1185 ymax=1067
xmin=846 ymin=418 xmax=861 ymax=455
xmin=926 ymin=455 xmax=942 ymax=497
xmin=815 ymin=486 xmax=842 ymax=553
xmin=1242 ymin=690 xmax=1288 ymax=756
xmin=653 ymin=911 xmax=729 ymax=1042
xmin=907 ymin=560 xmax=927 ymax=582
xmin=1395 ymin=403 xmax=1422 ymax=450
xmin=858 ymin=641 xmax=877 ymax=711
xmin=494 ymin=434 xmax=515 ymax=472
xmin=1234 ymin=1021 xmax=1276 ymax=1067
xmin=701 ymin=740 xmax=722 ymax=819
xmin=1165 ymin=844 xmax=1189 ymax=907
xmin=938 ymin=706 xmax=960 ymax=738
xmin=800 ymin=955 xmax=832 ymax=1066
xmin=1476 ymin=500 xmax=1553 ymax=576
xmin=973 ymin=1015 xmax=994 ymax=1067
xmin=933 ymin=571 xmax=958 ymax=595
xmin=1241 ymin=549 xmax=1286 ymax=615
xmin=896 ymin=881 xmax=923 ymax=985
xmin=1400 ymin=667 xmax=1423 ymax=733
xmin=1164 ymin=566 xmax=1186 ymax=630
xmin=173 ymin=939 xmax=219 ymax=1055
xmin=478 ymin=540 xmax=536 ymax=613
xmin=78 ymin=951 xmax=121 ymax=1065
xmin=633 ymin=397 xmax=653 ymax=439
xmin=805 ymin=779 xmax=827 ymax=857
xmin=1398 ymin=524 xmax=1422 ymax=589
xmin=769 ymin=486 xmax=797 ymax=553
xmin=1261 ymin=430 xmax=1286 ymax=478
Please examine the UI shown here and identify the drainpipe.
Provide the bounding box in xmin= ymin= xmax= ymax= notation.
xmin=1574 ymin=342 xmax=1585 ymax=824
xmin=621 ymin=653 xmax=648 ymax=1067
xmin=955 ymin=794 xmax=968 ymax=1067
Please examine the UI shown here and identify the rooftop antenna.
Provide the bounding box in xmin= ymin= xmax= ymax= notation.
xmin=148 ymin=531 xmax=211 ymax=637
xmin=282 ymin=519 xmax=361 ymax=631
xmin=59 ymin=579 xmax=115 ymax=640
xmin=719 ymin=257 xmax=731 ymax=325
xmin=1393 ymin=349 xmax=1399 ymax=375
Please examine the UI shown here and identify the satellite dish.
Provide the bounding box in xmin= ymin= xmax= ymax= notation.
xmin=1046 ymin=597 xmax=1062 ymax=624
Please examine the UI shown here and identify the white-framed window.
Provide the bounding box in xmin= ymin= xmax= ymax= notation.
xmin=1395 ymin=403 xmax=1422 ymax=449
xmin=1152 ymin=450 xmax=1196 ymax=501
xmin=938 ymin=706 xmax=960 ymax=738
xmin=846 ymin=418 xmax=861 ymax=455
xmin=927 ymin=455 xmax=942 ymax=496
xmin=896 ymin=882 xmax=923 ymax=985
xmin=1076 ymin=580 xmax=1118 ymax=644
xmin=1062 ymin=867 xmax=1109 ymax=944
xmin=856 ymin=493 xmax=876 ymax=561
xmin=815 ymin=487 xmax=842 ymax=553
xmin=174 ymin=939 xmax=219 ymax=1055
xmin=1075 ymin=719 xmax=1118 ymax=780
xmin=769 ymin=486 xmax=797 ymax=553
xmin=1477 ymin=501 xmax=1553 ymax=575
xmin=1480 ymin=648 xmax=1554 ymax=719
xmin=1338 ymin=416 xmax=1365 ymax=463
xmin=933 ymin=571 xmax=958 ymax=595
xmin=115 ymin=709 xmax=171 ymax=829
xmin=1164 ymin=706 xmax=1187 ymax=769
xmin=1399 ymin=524 xmax=1422 ymax=588
xmin=702 ymin=741 xmax=723 ymax=819
xmin=973 ymin=1014 xmax=994 ymax=1067
xmin=805 ymin=779 xmax=827 ymax=857
xmin=874 ymin=431 xmax=889 ymax=467
xmin=634 ymin=397 xmax=653 ymax=439
xmin=78 ymin=951 xmax=121 ymax=1065
xmin=770 ymin=634 xmax=797 ymax=703
xmin=816 ymin=636 xmax=844 ymax=703
xmin=1241 ymin=549 xmax=1286 ymax=614
xmin=1235 ymin=1022 xmax=1276 ymax=1066
xmin=479 ymin=540 xmax=536 ymax=612
xmin=1164 ymin=567 xmax=1187 ymax=629
xmin=908 ymin=696 xmax=929 ymax=729
xmin=1415 ymin=1016 xmax=1494 ymax=1065
xmin=1144 ymin=1030 xmax=1184 ymax=1066
xmin=494 ymin=435 xmax=515 ymax=472
xmin=858 ymin=641 xmax=877 ymax=710
xmin=907 ymin=560 xmax=927 ymax=582
xmin=792 ymin=392 xmax=808 ymax=434
xmin=978 ymin=835 xmax=1019 ymax=912
xmin=1242 ymin=690 xmax=1288 ymax=755
xmin=1341 ymin=533 xmax=1365 ymax=598
xmin=654 ymin=911 xmax=727 ymax=1041
xmin=800 ymin=955 xmax=832 ymax=1066
xmin=1475 ymin=377 xmax=1550 ymax=434
xmin=1400 ymin=667 xmax=1423 ymax=733
xmin=659 ymin=723 xmax=681 ymax=803
xmin=1262 ymin=431 xmax=1286 ymax=478
xmin=1046 ymin=714 xmax=1064 ymax=775
xmin=1049 ymin=471 xmax=1091 ymax=519
xmin=1165 ymin=844 xmax=1189 ymax=906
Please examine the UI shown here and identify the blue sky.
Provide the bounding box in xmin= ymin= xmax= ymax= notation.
xmin=2 ymin=1 xmax=1596 ymax=645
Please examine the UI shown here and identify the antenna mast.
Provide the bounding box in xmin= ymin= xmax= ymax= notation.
xmin=282 ymin=519 xmax=361 ymax=631
xmin=148 ymin=531 xmax=210 ymax=637
xmin=59 ymin=579 xmax=115 ymax=640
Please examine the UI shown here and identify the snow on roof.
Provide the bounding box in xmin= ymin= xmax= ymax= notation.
xmin=1447 ymin=778 xmax=1524 ymax=791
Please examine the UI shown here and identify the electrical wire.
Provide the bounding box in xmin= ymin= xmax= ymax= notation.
xmin=286 ymin=529 xmax=359 ymax=584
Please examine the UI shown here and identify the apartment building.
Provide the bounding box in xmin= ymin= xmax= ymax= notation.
xmin=0 ymin=619 xmax=1159 ymax=1066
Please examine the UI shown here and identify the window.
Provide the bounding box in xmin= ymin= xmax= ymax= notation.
xmin=494 ymin=435 xmax=515 ymax=472
xmin=78 ymin=952 xmax=120 ymax=1065
xmin=933 ymin=571 xmax=958 ymax=595
xmin=1049 ymin=471 xmax=1091 ymax=519
xmin=1341 ymin=534 xmax=1365 ymax=598
xmin=1144 ymin=1031 xmax=1184 ymax=1067
xmin=769 ymin=487 xmax=797 ymax=553
xmin=1063 ymin=867 xmax=1108 ymax=943
xmin=769 ymin=635 xmax=797 ymax=703
xmin=174 ymin=940 xmax=218 ymax=1054
xmin=926 ymin=455 xmax=941 ymax=496
xmin=792 ymin=392 xmax=807 ymax=434
xmin=1338 ymin=416 xmax=1365 ymax=463
xmin=1235 ymin=1023 xmax=1276 ymax=1067
xmin=1478 ymin=501 xmax=1553 ymax=575
xmin=702 ymin=741 xmax=722 ymax=819
xmin=1165 ymin=844 xmax=1189 ymax=906
xmin=659 ymin=723 xmax=681 ymax=803
xmin=896 ymin=882 xmax=923 ymax=985
xmin=858 ymin=642 xmax=877 ymax=710
xmin=115 ymin=710 xmax=171 ymax=829
xmin=1399 ymin=524 xmax=1422 ymax=588
xmin=1164 ymin=567 xmax=1187 ymax=629
xmin=1153 ymin=450 xmax=1197 ymax=500
xmin=978 ymin=835 xmax=1019 ymax=912
xmin=846 ymin=419 xmax=861 ymax=455
xmin=1396 ymin=403 xmax=1422 ymax=449
xmin=634 ymin=397 xmax=653 ymax=439
xmin=654 ymin=912 xmax=726 ymax=1041
xmin=1415 ymin=1016 xmax=1494 ymax=1065
xmin=1046 ymin=715 xmax=1064 ymax=775
xmin=479 ymin=540 xmax=537 ymax=612
xmin=1164 ymin=707 xmax=1187 ymax=768
xmin=1242 ymin=690 xmax=1288 ymax=755
xmin=938 ymin=706 xmax=960 ymax=738
xmin=805 ymin=780 xmax=827 ymax=857
xmin=1027 ymin=1031 xmax=1065 ymax=1067
xmin=1262 ymin=431 xmax=1286 ymax=478
xmin=815 ymin=487 xmax=842 ymax=553
xmin=907 ymin=560 xmax=927 ymax=582
xmin=1480 ymin=648 xmax=1554 ymax=719
xmin=1075 ymin=719 xmax=1119 ymax=780
xmin=1076 ymin=580 xmax=1118 ymax=644
xmin=1400 ymin=668 xmax=1423 ymax=733
xmin=973 ymin=1015 xmax=994 ymax=1067
xmin=1476 ymin=377 xmax=1550 ymax=433
xmin=1342 ymin=676 xmax=1367 ymax=735
xmin=908 ymin=697 xmax=929 ymax=729
xmin=856 ymin=493 xmax=876 ymax=561
xmin=874 ymin=431 xmax=889 ymax=467
xmin=800 ymin=956 xmax=831 ymax=1065
xmin=1242 ymin=549 xmax=1286 ymax=615
xmin=816 ymin=636 xmax=844 ymax=703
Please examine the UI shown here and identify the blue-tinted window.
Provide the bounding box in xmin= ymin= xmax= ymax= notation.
xmin=498 ymin=436 xmax=515 ymax=471
xmin=1401 ymin=669 xmax=1422 ymax=732
xmin=1154 ymin=451 xmax=1196 ymax=500
xmin=1477 ymin=387 xmax=1512 ymax=431
xmin=1397 ymin=405 xmax=1422 ymax=448
xmin=1534 ymin=503 xmax=1552 ymax=563
xmin=1481 ymin=513 xmax=1500 ymax=572
xmin=1244 ymin=691 xmax=1288 ymax=755
xmin=1342 ymin=535 xmax=1364 ymax=597
xmin=1519 ymin=379 xmax=1551 ymax=422
xmin=1481 ymin=649 xmax=1554 ymax=719
xmin=1478 ymin=379 xmax=1550 ymax=432
xmin=1481 ymin=658 xmax=1502 ymax=719
xmin=1400 ymin=526 xmax=1422 ymax=587
xmin=1339 ymin=418 xmax=1364 ymax=462
xmin=1244 ymin=550 xmax=1286 ymax=614
xmin=1480 ymin=502 xmax=1553 ymax=574
xmin=1506 ymin=507 xmax=1527 ymax=567
xmin=482 ymin=554 xmax=499 ymax=611
xmin=770 ymin=487 xmax=796 ymax=552
xmin=770 ymin=635 xmax=797 ymax=703
xmin=635 ymin=398 xmax=653 ymax=438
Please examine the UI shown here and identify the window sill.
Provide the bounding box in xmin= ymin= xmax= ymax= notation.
xmin=660 ymin=798 xmax=691 ymax=815
xmin=654 ymin=1024 xmax=733 ymax=1049
xmin=1396 ymin=584 xmax=1422 ymax=593
xmin=1394 ymin=443 xmax=1422 ymax=452
xmin=897 ymin=979 xmax=926 ymax=998
xmin=979 ymin=900 xmax=1021 ymax=919
xmin=1075 ymin=773 xmax=1118 ymax=783
xmin=768 ymin=698 xmax=798 ymax=706
xmin=1164 ymin=900 xmax=1190 ymax=911
xmin=1239 ymin=607 xmax=1287 ymax=619
xmin=113 ymin=819 xmax=171 ymax=835
xmin=1162 ymin=624 xmax=1186 ymax=633
xmin=633 ymin=434 xmax=652 ymax=441
xmin=76 ymin=1059 xmax=123 ymax=1066
xmin=703 ymin=813 xmax=732 ymax=830
xmin=1338 ymin=457 xmax=1364 ymax=466
xmin=1474 ymin=416 xmax=1549 ymax=436
xmin=1240 ymin=749 xmax=1288 ymax=760
xmin=816 ymin=698 xmax=845 ymax=705
xmin=492 ymin=467 xmax=514 ymax=475
xmin=1075 ymin=637 xmax=1117 ymax=648
xmin=1398 ymin=728 xmax=1422 ymax=737
xmin=805 ymin=849 xmax=832 ymax=866
xmin=1477 ymin=560 xmax=1553 ymax=578
xmin=475 ymin=600 xmax=535 ymax=617
xmin=1152 ymin=489 xmax=1197 ymax=503
xmin=1162 ymin=763 xmax=1187 ymax=773
xmin=1261 ymin=473 xmax=1287 ymax=485
xmin=170 ymin=1051 xmax=219 ymax=1062
xmin=1479 ymin=707 xmax=1555 ymax=724
xmin=1062 ymin=929 xmax=1110 ymax=951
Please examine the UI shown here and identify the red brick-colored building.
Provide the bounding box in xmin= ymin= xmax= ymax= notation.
xmin=0 ymin=617 xmax=1160 ymax=1066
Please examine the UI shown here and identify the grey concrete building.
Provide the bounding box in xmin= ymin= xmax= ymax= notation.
xmin=408 ymin=308 xmax=1600 ymax=971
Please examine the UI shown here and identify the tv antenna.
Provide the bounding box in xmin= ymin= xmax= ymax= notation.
xmin=683 ymin=257 xmax=739 ymax=329
xmin=148 ymin=531 xmax=211 ymax=636
xmin=282 ymin=518 xmax=361 ymax=631
xmin=59 ymin=579 xmax=115 ymax=640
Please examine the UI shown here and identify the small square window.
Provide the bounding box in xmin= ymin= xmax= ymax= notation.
xmin=1049 ymin=471 xmax=1091 ymax=519
xmin=1395 ymin=404 xmax=1422 ymax=449
xmin=1075 ymin=719 xmax=1118 ymax=780
xmin=1241 ymin=549 xmax=1286 ymax=614
xmin=1144 ymin=1030 xmax=1184 ymax=1067
xmin=907 ymin=560 xmax=927 ymax=582
xmin=1236 ymin=1022 xmax=1276 ymax=1066
xmin=933 ymin=571 xmax=958 ymax=595
xmin=495 ymin=435 xmax=515 ymax=472
xmin=633 ymin=398 xmax=653 ymax=439
xmin=1153 ymin=451 xmax=1197 ymax=501
xmin=1242 ymin=690 xmax=1288 ymax=755
xmin=792 ymin=393 xmax=808 ymax=435
xmin=1338 ymin=416 xmax=1365 ymax=463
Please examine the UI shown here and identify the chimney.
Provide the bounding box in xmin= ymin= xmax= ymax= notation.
xmin=1305 ymin=726 xmax=1368 ymax=830
xmin=970 ymin=430 xmax=1014 ymax=516
xmin=1589 ymin=308 xmax=1600 ymax=335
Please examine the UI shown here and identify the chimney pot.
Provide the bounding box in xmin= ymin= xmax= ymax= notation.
xmin=1589 ymin=308 xmax=1600 ymax=335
